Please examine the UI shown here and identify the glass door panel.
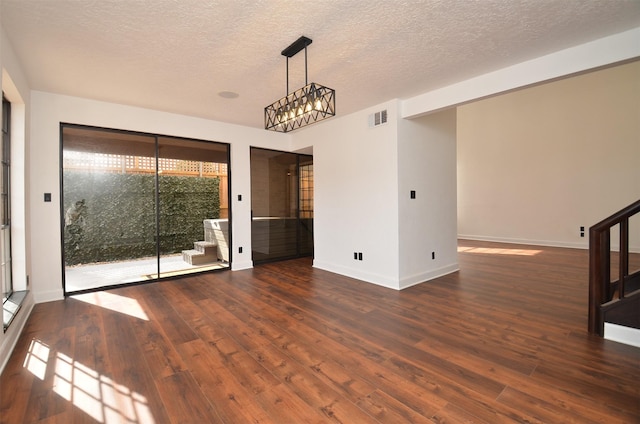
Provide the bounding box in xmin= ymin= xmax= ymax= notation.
xmin=250 ymin=148 xmax=312 ymax=263
xmin=298 ymin=155 xmax=314 ymax=257
xmin=157 ymin=137 xmax=230 ymax=276
xmin=62 ymin=126 xmax=157 ymax=292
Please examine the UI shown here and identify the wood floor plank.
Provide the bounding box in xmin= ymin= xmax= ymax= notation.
xmin=100 ymin=311 xmax=172 ymax=424
xmin=382 ymin=354 xmax=540 ymax=424
xmin=531 ymin=361 xmax=639 ymax=417
xmin=176 ymin=339 xmax=275 ymax=424
xmin=0 ymin=339 xmax=39 ymax=423
xmin=414 ymin=337 xmax=634 ymax=424
xmin=72 ymin=299 xmax=108 ymax=373
xmin=496 ymin=386 xmax=612 ymax=424
xmin=189 ymin=276 xmax=379 ymax=401
xmin=429 ymin=402 xmax=494 ymax=424
xmin=196 ymin=269 xmax=447 ymax=418
xmin=22 ymin=326 xmax=75 ymax=423
xmin=154 ymin=370 xmax=223 ymax=423
xmin=219 ymin=264 xmax=503 ymax=420
xmin=253 ymin=382 xmax=331 ymax=424
xmin=190 ymin=294 xmax=380 ymax=422
xmin=249 ymin=342 xmax=378 ymax=424
xmin=131 ymin=285 xmax=198 ymax=346
xmin=1 ymin=240 xmax=639 ymax=423
xmin=35 ymin=411 xmax=73 ymax=424
xmin=127 ymin=304 xmax=187 ymax=379
xmin=356 ymin=389 xmax=434 ymax=424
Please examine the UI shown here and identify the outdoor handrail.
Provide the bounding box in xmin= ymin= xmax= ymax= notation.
xmin=588 ymin=198 xmax=640 ymax=335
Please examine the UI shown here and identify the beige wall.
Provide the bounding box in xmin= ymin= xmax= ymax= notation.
xmin=457 ymin=61 xmax=640 ymax=250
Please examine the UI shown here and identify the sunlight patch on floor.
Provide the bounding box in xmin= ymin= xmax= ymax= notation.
xmin=23 ymin=338 xmax=50 ymax=380
xmin=72 ymin=291 xmax=149 ymax=321
xmin=458 ymin=246 xmax=542 ymax=256
xmin=24 ymin=338 xmax=155 ymax=423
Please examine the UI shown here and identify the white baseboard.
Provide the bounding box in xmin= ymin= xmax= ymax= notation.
xmin=604 ymin=323 xmax=640 ymax=349
xmin=458 ymin=235 xmax=640 ymax=253
xmin=33 ymin=288 xmax=64 ymax=303
xmin=312 ymin=260 xmax=399 ymax=290
xmin=312 ymin=260 xmax=459 ymax=291
xmin=458 ymin=234 xmax=587 ymax=250
xmin=231 ymin=260 xmax=253 ymax=271
xmin=399 ymin=263 xmax=459 ymax=289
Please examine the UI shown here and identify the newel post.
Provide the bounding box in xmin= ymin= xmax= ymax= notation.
xmin=588 ymin=228 xmax=609 ymax=336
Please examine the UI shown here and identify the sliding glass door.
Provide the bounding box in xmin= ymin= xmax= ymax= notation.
xmin=62 ymin=125 xmax=230 ymax=294
xmin=250 ymin=148 xmax=313 ymax=263
xmin=157 ymin=136 xmax=229 ymax=277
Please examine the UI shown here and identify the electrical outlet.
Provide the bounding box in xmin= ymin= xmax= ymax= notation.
xmin=432 ymin=251 xmax=435 ymax=260
xmin=358 ymin=252 xmax=363 ymax=261
xmin=354 ymin=252 xmax=358 ymax=260
xmin=239 ymin=247 xmax=243 ymax=253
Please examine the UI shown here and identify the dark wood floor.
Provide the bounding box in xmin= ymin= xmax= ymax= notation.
xmin=1 ymin=240 xmax=639 ymax=423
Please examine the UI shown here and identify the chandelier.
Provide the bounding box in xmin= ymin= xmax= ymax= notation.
xmin=264 ymin=36 xmax=335 ymax=132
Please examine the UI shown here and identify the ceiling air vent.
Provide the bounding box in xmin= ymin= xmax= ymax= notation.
xmin=369 ymin=109 xmax=388 ymax=127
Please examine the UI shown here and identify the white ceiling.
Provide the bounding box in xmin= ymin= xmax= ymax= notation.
xmin=2 ymin=0 xmax=640 ymax=129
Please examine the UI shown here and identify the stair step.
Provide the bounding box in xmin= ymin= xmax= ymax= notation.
xmin=194 ymin=241 xmax=217 ymax=253
xmin=182 ymin=249 xmax=217 ymax=265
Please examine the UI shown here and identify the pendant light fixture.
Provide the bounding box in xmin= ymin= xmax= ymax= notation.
xmin=264 ymin=36 xmax=335 ymax=132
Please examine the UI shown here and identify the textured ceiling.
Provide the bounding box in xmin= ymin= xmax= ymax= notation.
xmin=2 ymin=0 xmax=640 ymax=129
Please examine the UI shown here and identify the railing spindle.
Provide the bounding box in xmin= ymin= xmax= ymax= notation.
xmin=619 ymin=218 xmax=628 ymax=299
xmin=589 ymin=228 xmax=605 ymax=335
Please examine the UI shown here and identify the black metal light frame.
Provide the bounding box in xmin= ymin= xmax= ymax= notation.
xmin=265 ymin=36 xmax=335 ymax=132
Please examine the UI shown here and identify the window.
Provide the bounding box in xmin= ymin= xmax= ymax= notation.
xmin=2 ymin=95 xmax=12 ymax=302
xmin=2 ymin=95 xmax=14 ymax=330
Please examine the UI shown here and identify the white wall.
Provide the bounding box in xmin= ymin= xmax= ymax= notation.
xmin=298 ymin=100 xmax=401 ymax=288
xmin=294 ymin=102 xmax=459 ymax=290
xmin=457 ymin=61 xmax=640 ymax=249
xmin=29 ymin=91 xmax=289 ymax=302
xmin=398 ymin=109 xmax=458 ymax=288
xmin=1 ymin=25 xmax=34 ymax=373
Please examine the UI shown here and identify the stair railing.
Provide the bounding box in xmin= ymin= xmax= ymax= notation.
xmin=588 ymin=199 xmax=640 ymax=336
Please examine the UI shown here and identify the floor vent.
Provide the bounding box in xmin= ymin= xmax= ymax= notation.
xmin=369 ymin=109 xmax=388 ymax=127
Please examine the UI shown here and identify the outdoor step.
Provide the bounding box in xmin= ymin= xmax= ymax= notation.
xmin=182 ymin=249 xmax=217 ymax=265
xmin=194 ymin=241 xmax=217 ymax=254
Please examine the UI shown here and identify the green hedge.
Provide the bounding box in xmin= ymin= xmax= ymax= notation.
xmin=63 ymin=171 xmax=220 ymax=265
